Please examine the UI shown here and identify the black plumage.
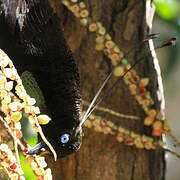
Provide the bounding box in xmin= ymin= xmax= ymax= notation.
xmin=0 ymin=0 xmax=82 ymax=157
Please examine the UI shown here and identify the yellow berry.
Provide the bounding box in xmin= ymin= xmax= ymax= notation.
xmin=111 ymin=58 xmax=119 ymax=66
xmin=135 ymin=138 xmax=144 ymax=149
xmin=0 ymin=75 xmax=6 ymax=84
xmin=129 ymin=84 xmax=137 ymax=95
xmin=111 ymin=53 xmax=119 ymax=62
xmin=105 ymin=33 xmax=112 ymax=40
xmin=84 ymin=120 xmax=93 ymax=128
xmin=148 ymin=109 xmax=157 ymax=118
xmin=143 ymin=99 xmax=150 ymax=107
xmin=15 ymin=85 xmax=22 ymax=92
xmin=4 ymin=68 xmax=12 ymax=79
xmin=28 ymin=98 xmax=36 ymax=106
xmin=24 ymin=105 xmax=31 ymax=114
xmin=96 ymin=36 xmax=104 ymax=44
xmin=98 ymin=26 xmax=106 ymax=35
xmin=70 ymin=4 xmax=79 ymax=13
xmin=19 ymin=92 xmax=28 ymax=102
xmin=0 ymin=90 xmax=7 ymax=99
xmin=153 ymin=120 xmax=162 ymax=130
xmin=144 ymin=141 xmax=153 ymax=150
xmin=95 ymin=43 xmax=104 ymax=51
xmin=93 ymin=119 xmax=100 ymax=126
xmin=9 ymin=102 xmax=22 ymax=111
xmin=80 ymin=18 xmax=88 ymax=26
xmin=33 ymin=125 xmax=39 ymax=132
xmin=119 ymin=50 xmax=124 ymax=59
xmin=103 ymin=127 xmax=111 ymax=134
xmin=2 ymin=95 xmax=11 ymax=104
xmin=37 ymin=115 xmax=51 ymax=125
xmin=140 ymin=78 xmax=149 ymax=87
xmin=113 ymin=66 xmax=124 ymax=77
xmin=156 ymin=111 xmax=163 ymax=120
xmin=94 ymin=126 xmax=103 ymax=132
xmin=28 ymin=115 xmax=36 ymax=125
xmin=105 ymin=40 xmax=114 ymax=49
xmin=1 ymin=104 xmax=9 ymax=114
xmin=116 ymin=134 xmax=124 ymax=142
xmin=118 ymin=127 xmax=125 ymax=133
xmin=113 ymin=46 xmax=120 ymax=53
xmin=96 ymin=22 xmax=102 ymax=28
xmin=130 ymin=132 xmax=138 ymax=138
xmin=0 ymin=143 xmax=8 ymax=151
xmin=71 ymin=0 xmax=78 ymax=3
xmin=89 ymin=23 xmax=97 ymax=32
xmin=11 ymin=112 xmax=22 ymax=122
xmin=79 ymin=2 xmax=86 ymax=9
xmin=5 ymin=81 xmax=13 ymax=91
xmin=159 ymin=141 xmax=165 ymax=148
xmin=0 ymin=58 xmax=9 ymax=68
xmin=80 ymin=9 xmax=89 ymax=18
xmin=144 ymin=116 xmax=153 ymax=126
xmin=62 ymin=0 xmax=70 ymax=6
xmin=32 ymin=106 xmax=40 ymax=114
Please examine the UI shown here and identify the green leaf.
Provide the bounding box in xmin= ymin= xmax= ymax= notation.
xmin=154 ymin=0 xmax=180 ymax=20
xmin=20 ymin=152 xmax=37 ymax=180
xmin=20 ymin=136 xmax=38 ymax=180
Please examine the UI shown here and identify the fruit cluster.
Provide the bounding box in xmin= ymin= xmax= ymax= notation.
xmin=0 ymin=49 xmax=53 ymax=179
xmin=62 ymin=0 xmax=179 ymax=149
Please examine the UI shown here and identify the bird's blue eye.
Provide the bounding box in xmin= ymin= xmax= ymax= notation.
xmin=60 ymin=134 xmax=69 ymax=144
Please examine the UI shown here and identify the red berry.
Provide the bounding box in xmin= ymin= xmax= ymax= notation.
xmin=100 ymin=120 xmax=106 ymax=127
xmin=17 ymin=105 xmax=22 ymax=111
xmin=138 ymin=86 xmax=145 ymax=95
xmin=152 ymin=129 xmax=162 ymax=137
xmin=125 ymin=139 xmax=134 ymax=145
xmin=6 ymin=159 xmax=10 ymax=163
xmin=104 ymin=49 xmax=110 ymax=56
xmin=10 ymin=163 xmax=17 ymax=170
xmin=23 ymin=148 xmax=28 ymax=155
xmin=133 ymin=75 xmax=137 ymax=82
xmin=37 ymin=176 xmax=44 ymax=180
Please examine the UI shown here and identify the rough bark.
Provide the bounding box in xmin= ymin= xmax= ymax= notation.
xmin=46 ymin=0 xmax=166 ymax=180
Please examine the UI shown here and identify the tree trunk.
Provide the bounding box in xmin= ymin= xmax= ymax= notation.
xmin=48 ymin=0 xmax=166 ymax=179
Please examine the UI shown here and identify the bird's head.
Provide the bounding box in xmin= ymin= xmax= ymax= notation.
xmin=28 ymin=123 xmax=82 ymax=157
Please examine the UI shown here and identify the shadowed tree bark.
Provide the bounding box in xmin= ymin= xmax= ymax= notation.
xmin=0 ymin=0 xmax=166 ymax=179
xmin=47 ymin=0 xmax=166 ymax=180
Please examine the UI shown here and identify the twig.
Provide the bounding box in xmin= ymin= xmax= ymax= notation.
xmin=13 ymin=123 xmax=21 ymax=168
xmin=164 ymin=148 xmax=180 ymax=159
xmin=168 ymin=132 xmax=180 ymax=147
xmin=34 ymin=116 xmax=57 ymax=161
xmin=83 ymin=100 xmax=139 ymax=120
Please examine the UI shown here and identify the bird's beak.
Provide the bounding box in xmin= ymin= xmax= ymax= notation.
xmin=27 ymin=141 xmax=46 ymax=155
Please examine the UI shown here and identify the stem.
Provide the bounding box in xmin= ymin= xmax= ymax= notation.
xmin=0 ymin=117 xmax=24 ymax=150
xmin=83 ymin=100 xmax=139 ymax=120
xmin=34 ymin=116 xmax=57 ymax=161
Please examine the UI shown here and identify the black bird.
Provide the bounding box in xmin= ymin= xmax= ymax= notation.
xmin=0 ymin=0 xmax=119 ymax=159
xmin=0 ymin=0 xmax=82 ymax=158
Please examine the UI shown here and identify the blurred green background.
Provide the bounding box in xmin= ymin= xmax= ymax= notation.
xmin=153 ymin=0 xmax=180 ymax=179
